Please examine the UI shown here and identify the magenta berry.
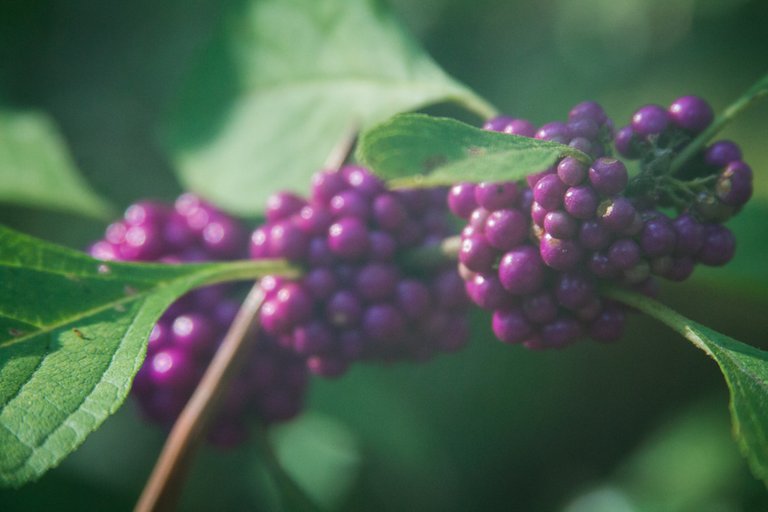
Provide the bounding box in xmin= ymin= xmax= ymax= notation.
xmin=668 ymin=95 xmax=714 ymax=133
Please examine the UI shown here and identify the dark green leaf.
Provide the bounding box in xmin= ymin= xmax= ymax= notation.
xmin=0 ymin=110 xmax=114 ymax=220
xmin=0 ymin=225 xmax=296 ymax=487
xmin=163 ymin=0 xmax=494 ymax=215
xmin=356 ymin=113 xmax=588 ymax=187
xmin=605 ymin=287 xmax=768 ymax=487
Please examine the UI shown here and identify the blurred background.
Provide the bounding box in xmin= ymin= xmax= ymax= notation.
xmin=1 ymin=0 xmax=767 ymax=510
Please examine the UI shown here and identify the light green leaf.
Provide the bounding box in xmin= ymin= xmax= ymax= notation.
xmin=356 ymin=113 xmax=588 ymax=187
xmin=163 ymin=0 xmax=495 ymax=215
xmin=605 ymin=287 xmax=768 ymax=487
xmin=0 ymin=225 xmax=296 ymax=487
xmin=0 ymin=110 xmax=114 ymax=219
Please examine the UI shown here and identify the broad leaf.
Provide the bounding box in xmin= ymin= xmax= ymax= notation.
xmin=163 ymin=0 xmax=495 ymax=215
xmin=606 ymin=287 xmax=768 ymax=486
xmin=356 ymin=113 xmax=588 ymax=187
xmin=0 ymin=225 xmax=296 ymax=487
xmin=0 ymin=110 xmax=113 ymax=219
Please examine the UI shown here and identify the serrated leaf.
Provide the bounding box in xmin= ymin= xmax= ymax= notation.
xmin=606 ymin=287 xmax=768 ymax=487
xmin=0 ymin=110 xmax=114 ymax=219
xmin=163 ymin=0 xmax=495 ymax=215
xmin=356 ymin=113 xmax=588 ymax=187
xmin=0 ymin=225 xmax=296 ymax=487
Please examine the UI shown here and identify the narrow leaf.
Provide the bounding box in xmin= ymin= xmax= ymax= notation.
xmin=0 ymin=110 xmax=114 ymax=219
xmin=605 ymin=286 xmax=768 ymax=486
xmin=0 ymin=225 xmax=296 ymax=487
xmin=356 ymin=113 xmax=588 ymax=187
xmin=163 ymin=0 xmax=495 ymax=215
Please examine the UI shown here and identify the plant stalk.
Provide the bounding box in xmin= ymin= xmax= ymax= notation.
xmin=134 ymin=283 xmax=266 ymax=512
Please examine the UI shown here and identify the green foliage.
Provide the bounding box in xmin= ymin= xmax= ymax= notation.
xmin=163 ymin=0 xmax=494 ymax=215
xmin=0 ymin=225 xmax=295 ymax=487
xmin=606 ymin=287 xmax=768 ymax=487
xmin=0 ymin=110 xmax=113 ymax=220
xmin=356 ymin=113 xmax=587 ymax=187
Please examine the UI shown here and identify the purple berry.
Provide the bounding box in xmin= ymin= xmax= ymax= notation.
xmin=459 ymin=234 xmax=497 ymax=273
xmin=557 ymin=157 xmax=587 ymax=186
xmin=328 ymin=217 xmax=369 ymax=259
xmin=534 ymin=174 xmax=568 ymax=210
xmin=266 ymin=192 xmax=306 ymax=223
xmin=330 ymin=190 xmax=370 ymax=219
xmin=599 ymin=197 xmax=636 ymax=233
xmin=484 ymin=209 xmax=528 ymax=250
xmin=474 ymin=182 xmax=519 ymax=210
xmin=535 ymin=122 xmax=571 ymax=144
xmin=503 ymin=119 xmax=537 ymax=137
xmin=555 ymin=273 xmax=595 ymax=310
xmin=673 ymin=213 xmax=705 ymax=255
xmin=311 ymin=170 xmax=347 ymax=205
xmin=269 ymin=221 xmax=309 ymax=261
xmin=373 ymin=193 xmax=408 ymax=231
xmin=149 ymin=349 xmax=198 ymax=390
xmin=632 ymin=104 xmax=669 ymax=136
xmin=363 ymin=303 xmax=406 ymax=342
xmin=697 ymin=225 xmax=736 ymax=266
xmin=569 ymin=101 xmax=608 ymax=125
xmin=540 ymin=317 xmax=583 ymax=347
xmin=640 ymin=217 xmax=677 ymax=257
xmin=705 ymin=141 xmax=742 ymax=168
xmin=544 ymin=211 xmax=578 ymax=239
xmin=448 ymin=183 xmax=478 ymax=219
xmin=492 ymin=308 xmax=533 ymax=344
xmin=483 ymin=115 xmax=515 ymax=132
xmin=578 ymin=220 xmax=611 ymax=251
xmin=608 ymin=238 xmax=641 ymax=270
xmin=522 ymin=291 xmax=559 ymax=324
xmin=498 ymin=246 xmax=545 ymax=294
xmin=466 ymin=273 xmax=514 ymax=310
xmin=356 ymin=263 xmax=399 ymax=301
xmin=716 ymin=161 xmax=753 ymax=207
xmin=396 ymin=280 xmax=431 ymax=319
xmin=668 ymin=95 xmax=713 ymax=133
xmin=589 ymin=158 xmax=628 ymax=196
xmin=539 ymin=234 xmax=583 ymax=271
xmin=326 ymin=290 xmax=363 ymax=328
xmin=563 ymin=186 xmax=599 ymax=220
xmin=172 ymin=313 xmax=215 ymax=354
xmin=614 ymin=125 xmax=639 ymax=159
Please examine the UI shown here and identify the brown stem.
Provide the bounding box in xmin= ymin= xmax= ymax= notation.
xmin=134 ymin=283 xmax=266 ymax=512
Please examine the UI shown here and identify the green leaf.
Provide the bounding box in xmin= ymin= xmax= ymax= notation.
xmin=163 ymin=0 xmax=495 ymax=215
xmin=0 ymin=110 xmax=114 ymax=220
xmin=356 ymin=113 xmax=588 ymax=188
xmin=0 ymin=225 xmax=296 ymax=487
xmin=605 ymin=287 xmax=768 ymax=487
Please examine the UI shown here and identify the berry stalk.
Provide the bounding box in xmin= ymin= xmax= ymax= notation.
xmin=136 ymin=283 xmax=267 ymax=511
xmin=670 ymin=71 xmax=768 ymax=174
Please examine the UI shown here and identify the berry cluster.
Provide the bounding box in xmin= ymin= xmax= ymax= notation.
xmin=250 ymin=165 xmax=470 ymax=377
xmin=616 ymin=96 xmax=752 ymax=221
xmin=451 ymin=97 xmax=749 ymax=349
xmin=89 ymin=195 xmax=308 ymax=446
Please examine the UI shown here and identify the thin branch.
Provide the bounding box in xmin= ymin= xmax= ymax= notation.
xmin=323 ymin=122 xmax=359 ymax=171
xmin=134 ymin=283 xmax=266 ymax=512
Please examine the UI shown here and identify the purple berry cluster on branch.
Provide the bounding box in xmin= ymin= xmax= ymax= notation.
xmin=89 ymin=195 xmax=308 ymax=447
xmin=250 ymin=165 xmax=471 ymax=377
xmin=451 ymin=97 xmax=752 ymax=349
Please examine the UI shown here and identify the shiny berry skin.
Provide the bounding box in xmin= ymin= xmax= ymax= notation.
xmin=328 ymin=217 xmax=369 ymax=259
xmin=498 ymin=246 xmax=545 ymax=294
xmin=589 ymin=158 xmax=628 ymax=197
xmin=668 ymin=95 xmax=713 ymax=133
xmin=631 ymin=104 xmax=669 ymax=136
